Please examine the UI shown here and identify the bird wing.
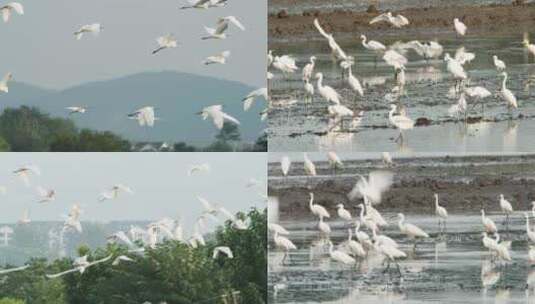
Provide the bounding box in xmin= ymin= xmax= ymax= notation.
xmin=111 ymin=231 xmax=136 ymax=249
xmin=313 ymin=18 xmax=330 ymax=39
xmin=46 ymin=267 xmax=80 ymax=278
xmin=219 ymin=207 xmax=235 ymax=221
xmin=9 ymin=2 xmax=23 ymax=14
xmin=1 ymin=7 xmax=10 ymax=23
xmin=215 ymin=19 xmax=230 ymax=34
xmin=222 ymin=112 xmax=240 ymax=125
xmin=226 ymin=16 xmax=245 ymax=31
xmin=0 ymin=264 xmax=29 ymax=274
xmin=116 ymin=184 xmax=133 ymax=194
xmin=369 ymin=13 xmax=389 ymax=24
xmin=197 ymin=196 xmax=214 ymax=212
xmin=87 ymin=254 xmax=113 ymax=267
xmin=1 ymin=72 xmax=12 ymax=84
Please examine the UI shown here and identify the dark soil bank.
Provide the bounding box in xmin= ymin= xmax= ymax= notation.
xmin=268 ymin=154 xmax=535 ymax=218
xmin=269 ymin=3 xmax=535 ymax=41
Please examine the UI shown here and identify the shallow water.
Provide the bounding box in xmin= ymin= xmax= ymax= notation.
xmin=268 ymin=212 xmax=535 ymax=303
xmin=268 ymin=33 xmax=535 ymax=152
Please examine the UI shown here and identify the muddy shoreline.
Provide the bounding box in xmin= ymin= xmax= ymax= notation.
xmin=269 ymin=3 xmax=535 ymax=42
xmin=268 ymin=154 xmax=535 ymax=218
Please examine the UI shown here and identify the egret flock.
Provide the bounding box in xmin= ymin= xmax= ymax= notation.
xmin=0 ymin=1 xmax=268 ymax=136
xmin=0 ymin=159 xmax=266 ymax=298
xmin=269 ymin=152 xmax=535 ymax=301
xmin=267 ymin=11 xmax=531 ymax=146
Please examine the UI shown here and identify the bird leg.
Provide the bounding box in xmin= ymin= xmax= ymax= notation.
xmin=281 ymin=252 xmax=288 ymax=265
xmin=396 ymin=261 xmax=402 ymax=277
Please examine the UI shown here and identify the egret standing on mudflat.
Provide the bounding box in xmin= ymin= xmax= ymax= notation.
xmin=493 ymin=55 xmax=506 ymax=71
xmin=499 ymin=194 xmax=513 ymax=227
xmin=398 ymin=213 xmax=429 ymax=250
xmin=309 ymin=192 xmax=330 ymax=219
xmin=433 ymin=193 xmax=448 ymax=232
xmin=315 ymin=72 xmax=341 ymax=104
xmin=388 ymin=104 xmax=414 ymax=143
xmin=499 ymin=72 xmax=518 ymax=116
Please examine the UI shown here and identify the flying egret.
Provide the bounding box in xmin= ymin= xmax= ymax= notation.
xmin=328 ymin=241 xmax=356 ymax=265
xmin=493 ymin=55 xmax=506 ymax=71
xmin=203 ymin=50 xmax=230 ymax=64
xmin=369 ymin=12 xmax=409 ymax=28
xmin=481 ymin=209 xmax=497 ymax=234
xmin=112 ymin=255 xmax=134 ymax=266
xmin=219 ymin=207 xmax=248 ymax=230
xmin=398 ymin=213 xmax=429 ymax=249
xmin=499 ymin=72 xmax=518 ymax=115
xmin=434 ymin=193 xmax=448 ymax=232
xmin=198 ymin=105 xmax=240 ymax=130
xmin=99 ymin=184 xmax=133 ymax=201
xmin=302 ymin=56 xmax=316 ymax=82
xmin=242 ymin=87 xmax=268 ymax=111
xmin=274 ymin=231 xmax=296 ymax=264
xmin=0 ymin=72 xmax=12 ymax=93
xmin=361 ymin=35 xmax=386 ymax=67
xmin=46 ymin=255 xmax=113 ymax=278
xmin=213 ymin=246 xmax=234 ymax=259
xmin=336 ymin=203 xmax=352 ymax=222
xmin=281 ymin=156 xmax=291 ymax=176
xmin=303 ymin=153 xmax=316 ymax=177
xmin=128 ymin=106 xmax=156 ymax=127
xmin=309 ymin=192 xmax=330 ymax=219
xmin=453 ymin=18 xmax=467 ymax=36
xmin=36 ymin=186 xmax=56 ymax=203
xmin=13 ymin=165 xmax=40 ymax=186
xmin=0 ymin=264 xmax=29 ymax=275
xmin=180 ymin=0 xmax=227 ymax=9
xmin=66 ymin=106 xmax=87 ymax=115
xmin=74 ymin=23 xmax=102 ymax=40
xmin=388 ymin=104 xmax=414 ymax=142
xmin=499 ymin=194 xmax=514 ymax=227
xmin=313 ymin=18 xmax=348 ymax=62
xmin=348 ymin=171 xmax=393 ymax=204
xmin=197 ymin=196 xmax=219 ymax=220
xmin=315 ymin=72 xmax=341 ymax=104
xmin=202 ymin=16 xmax=245 ymax=40
xmin=152 ymin=34 xmax=178 ymax=54
xmin=0 ymin=2 xmax=23 ymax=23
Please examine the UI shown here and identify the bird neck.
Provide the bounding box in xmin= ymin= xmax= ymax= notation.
xmin=502 ymin=74 xmax=507 ymax=90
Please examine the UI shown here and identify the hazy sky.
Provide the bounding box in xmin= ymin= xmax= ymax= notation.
xmin=0 ymin=0 xmax=266 ymax=89
xmin=0 ymin=153 xmax=266 ymax=230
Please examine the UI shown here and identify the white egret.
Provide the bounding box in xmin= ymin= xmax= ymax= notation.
xmin=434 ymin=193 xmax=448 ymax=232
xmin=74 ymin=23 xmax=102 ymax=40
xmin=454 ymin=47 xmax=475 ymax=66
xmin=523 ymin=35 xmax=535 ymax=57
xmin=346 ymin=229 xmax=366 ymax=258
xmin=388 ymin=104 xmax=414 ymax=142
xmin=188 ymin=163 xmax=210 ymax=176
xmin=493 ymin=55 xmax=506 ymax=71
xmin=328 ymin=241 xmax=356 ymax=265
xmin=525 ymin=213 xmax=535 ymax=243
xmin=336 ymin=203 xmax=352 ymax=221
xmin=346 ymin=65 xmax=364 ymax=97
xmin=0 ymin=2 xmax=23 ymax=23
xmin=46 ymin=255 xmax=113 ymax=278
xmin=198 ymin=105 xmax=240 ymax=129
xmin=112 ymin=255 xmax=134 ymax=266
xmin=309 ymin=192 xmax=330 ymax=219
xmin=302 ymin=56 xmax=316 ymax=81
xmin=315 ymin=72 xmax=341 ymax=104
xmin=242 ymin=87 xmax=268 ymax=111
xmin=499 ymin=194 xmax=514 ymax=226
xmin=444 ymin=53 xmax=467 ymax=92
xmin=374 ymin=238 xmax=406 ymax=274
xmin=273 ymin=55 xmax=298 ymax=74
xmin=530 ymin=246 xmax=535 ymax=264
xmin=128 ymin=106 xmax=156 ymax=127
xmin=180 ymin=0 xmax=226 ymax=9
xmin=304 ymin=153 xmax=317 ymax=177
xmin=13 ymin=165 xmax=40 ymax=186
xmin=313 ymin=18 xmax=348 ymax=61
xmin=219 ymin=207 xmax=248 ymax=230
xmin=383 ymin=50 xmax=407 ymax=71
xmin=499 ymin=72 xmax=518 ymax=114
xmin=202 ymin=16 xmax=245 ymax=40
xmin=281 ymin=156 xmax=291 ymax=176
xmin=348 ymin=170 xmax=394 ymax=204
xmin=327 ymin=151 xmax=343 ymax=173
xmin=327 ymin=105 xmax=354 ymax=131
xmin=66 ymin=106 xmax=87 ymax=115
xmin=357 ymin=204 xmax=377 ymax=233
xmin=372 ymin=229 xmax=399 ymax=248
xmin=355 ymin=222 xmax=373 ymax=249
xmin=361 ymin=35 xmax=386 ymax=65
xmin=318 ymin=217 xmax=331 ymax=236
xmin=398 ymin=213 xmax=429 ymax=248
xmin=36 ymin=186 xmax=56 ymax=203
xmin=274 ymin=231 xmax=296 ymax=264
xmin=464 ymin=86 xmax=491 ymax=112
xmin=453 ymin=18 xmax=467 ymax=36
xmin=364 ymin=199 xmax=388 ymax=227
xmin=268 ymin=223 xmax=290 ymax=235
xmin=304 ymin=79 xmax=314 ymax=112
xmin=481 ymin=209 xmax=497 ymax=234
xmin=152 ymin=34 xmax=178 ymax=54
xmin=382 ymin=152 xmax=393 ymax=167
xmin=99 ymin=184 xmax=133 ymax=201
xmin=213 ymin=246 xmax=234 ymax=259
xmin=197 ymin=196 xmax=219 ymax=219
xmin=0 ymin=72 xmax=12 ymax=93
xmin=0 ymin=264 xmax=29 ymax=275
xmin=370 ymin=12 xmax=409 ymax=28
xmin=203 ymin=50 xmax=230 ymax=65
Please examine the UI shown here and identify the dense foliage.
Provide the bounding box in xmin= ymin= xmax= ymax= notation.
xmin=0 ymin=107 xmax=266 ymax=152
xmin=0 ymin=208 xmax=267 ymax=304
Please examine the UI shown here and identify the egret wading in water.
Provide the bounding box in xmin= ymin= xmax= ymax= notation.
xmin=315 ymin=72 xmax=341 ymax=105
xmin=398 ymin=213 xmax=429 ymax=251
xmin=361 ymin=35 xmax=386 ymax=68
xmin=481 ymin=209 xmax=497 ymax=234
xmin=434 ymin=193 xmax=448 ymax=233
xmin=303 ymin=79 xmax=314 ymax=115
xmin=499 ymin=194 xmax=513 ymax=229
xmin=388 ymin=104 xmax=414 ymax=143
xmin=303 ymin=153 xmax=317 ymax=183
xmin=499 ymin=72 xmax=518 ymax=118
xmin=273 ymin=231 xmax=296 ymax=265
xmin=309 ymin=192 xmax=330 ymax=220
xmin=327 ymin=151 xmax=343 ymax=175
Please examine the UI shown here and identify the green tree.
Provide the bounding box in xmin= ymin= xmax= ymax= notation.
xmin=0 ymin=136 xmax=10 ymax=151
xmin=0 ymin=298 xmax=25 ymax=304
xmin=215 ymin=123 xmax=241 ymax=143
xmin=173 ymin=142 xmax=197 ymax=152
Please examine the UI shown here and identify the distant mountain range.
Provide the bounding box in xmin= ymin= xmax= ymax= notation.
xmin=0 ymin=71 xmax=266 ymax=144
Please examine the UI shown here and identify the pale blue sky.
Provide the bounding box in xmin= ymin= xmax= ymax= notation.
xmin=0 ymin=0 xmax=266 ymax=89
xmin=0 ymin=153 xmax=266 ymax=230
